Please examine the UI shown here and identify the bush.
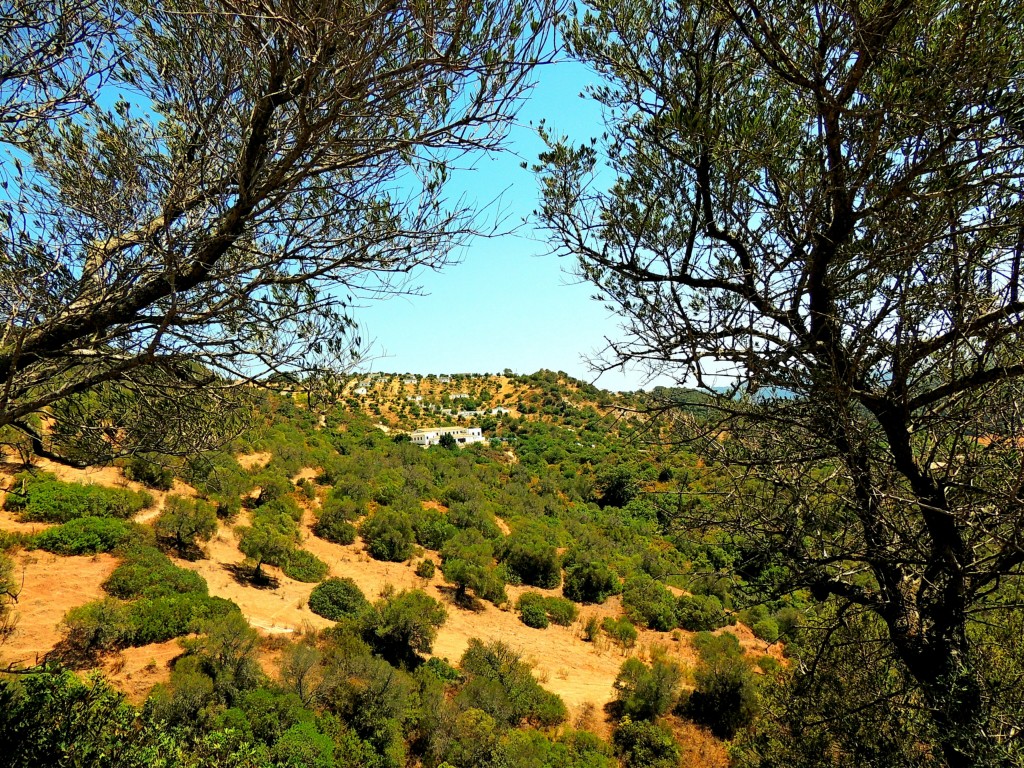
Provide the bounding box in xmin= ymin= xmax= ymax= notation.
xmin=124 ymin=457 xmax=174 ymax=490
xmin=622 ymin=573 xmax=678 ymax=631
xmin=281 ymin=549 xmax=329 ymax=583
xmin=500 ymin=526 xmax=561 ymax=588
xmin=458 ymin=639 xmax=568 ymax=727
xmin=6 ymin=473 xmax=152 ymax=523
xmin=154 ymin=495 xmax=218 ymax=556
xmin=33 ymin=517 xmax=136 ymax=555
xmin=414 ymin=559 xmax=436 ymax=579
xmin=308 ymin=577 xmax=368 ymax=621
xmin=516 ymin=592 xmax=579 ymax=629
xmin=103 ymin=546 xmax=208 ymax=599
xmin=612 ymin=717 xmax=680 ymax=768
xmin=563 ymin=559 xmax=619 ymax=604
xmin=682 ymin=631 xmax=760 ymax=739
xmin=410 ymin=505 xmax=457 ymax=550
xmin=516 ymin=593 xmax=550 ymax=629
xmin=361 ymin=588 xmax=446 ymax=667
xmin=602 ymin=617 xmax=638 ymax=650
xmin=441 ymin=529 xmax=507 ymax=605
xmin=359 ymin=509 xmax=415 ymax=562
xmin=543 ymin=596 xmax=579 ymax=626
xmin=752 ymin=617 xmax=780 ymax=643
xmin=313 ymin=507 xmax=357 ymax=545
xmin=613 ymin=655 xmax=682 ymax=720
xmin=676 ymin=593 xmax=728 ymax=631
xmin=63 ymin=593 xmax=238 ymax=653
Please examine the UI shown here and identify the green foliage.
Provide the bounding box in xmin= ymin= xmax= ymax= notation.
xmin=595 ymin=464 xmax=641 ymax=508
xmin=5 ymin=472 xmax=152 ymax=522
xmin=361 ymin=588 xmax=446 ymax=667
xmin=103 ymin=546 xmax=208 ymax=599
xmin=612 ymin=717 xmax=680 ymax=768
xmin=621 ymin=573 xmax=677 ymax=631
xmin=516 ymin=592 xmax=579 ymax=629
xmin=414 ymin=558 xmax=436 ymax=579
xmin=458 ymin=639 xmax=568 ymax=727
xmin=752 ymin=617 xmax=780 ymax=644
xmin=0 ymin=671 xmax=156 ymax=767
xmin=410 ymin=505 xmax=457 ymax=550
xmin=272 ymin=721 xmax=335 ymax=768
xmin=124 ymin=456 xmax=175 ymax=490
xmin=677 ymin=593 xmax=728 ymax=632
xmin=613 ymin=654 xmax=682 ymax=720
xmin=517 ymin=592 xmax=550 ymax=628
xmin=63 ymin=592 xmax=238 ymax=654
xmin=155 ymin=495 xmax=218 ymax=556
xmin=359 ymin=509 xmax=415 ymax=562
xmin=281 ymin=549 xmax=329 ymax=583
xmin=441 ymin=528 xmax=507 ymax=605
xmin=563 ymin=557 xmax=619 ymax=604
xmin=682 ymin=632 xmax=759 ymax=739
xmin=33 ymin=516 xmax=137 ymax=555
xmin=237 ymin=522 xmax=295 ymax=581
xmin=312 ymin=506 xmax=357 ymax=545
xmin=500 ymin=525 xmax=561 ymax=588
xmin=308 ymin=577 xmax=368 ymax=621
xmin=543 ymin=596 xmax=579 ymax=626
xmin=601 ymin=617 xmax=638 ymax=650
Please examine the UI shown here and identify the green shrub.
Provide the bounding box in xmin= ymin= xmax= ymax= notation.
xmin=313 ymin=507 xmax=357 ymax=545
xmin=33 ymin=517 xmax=136 ymax=555
xmin=563 ymin=558 xmax=619 ymax=604
xmin=124 ymin=457 xmax=174 ymax=490
xmin=458 ymin=639 xmax=568 ymax=727
xmin=361 ymin=588 xmax=447 ymax=667
xmin=124 ymin=594 xmax=237 ymax=645
xmin=103 ymin=546 xmax=208 ymax=599
xmin=500 ymin=526 xmax=561 ymax=588
xmin=602 ymin=617 xmax=638 ymax=649
xmin=414 ymin=559 xmax=436 ymax=579
xmin=308 ymin=577 xmax=368 ymax=621
xmin=752 ymin=617 xmax=780 ymax=643
xmin=359 ymin=509 xmax=415 ymax=562
xmin=63 ymin=593 xmax=237 ymax=652
xmin=622 ymin=573 xmax=678 ymax=631
xmin=6 ymin=473 xmax=152 ymax=523
xmin=676 ymin=593 xmax=728 ymax=631
xmin=613 ymin=655 xmax=682 ymax=720
xmin=154 ymin=495 xmax=218 ymax=556
xmin=612 ymin=717 xmax=680 ymax=768
xmin=517 ymin=593 xmax=550 ymax=628
xmin=281 ymin=549 xmax=329 ymax=583
xmin=582 ymin=615 xmax=601 ymax=642
xmin=410 ymin=505 xmax=457 ymax=550
xmin=682 ymin=631 xmax=760 ymax=739
xmin=543 ymin=596 xmax=579 ymax=626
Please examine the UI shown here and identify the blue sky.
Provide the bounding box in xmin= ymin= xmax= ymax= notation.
xmin=356 ymin=60 xmax=677 ymax=392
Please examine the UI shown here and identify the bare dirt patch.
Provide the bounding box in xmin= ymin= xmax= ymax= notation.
xmin=236 ymin=451 xmax=272 ymax=470
xmin=101 ymin=639 xmax=182 ymax=704
xmin=2 ymin=551 xmax=118 ymax=668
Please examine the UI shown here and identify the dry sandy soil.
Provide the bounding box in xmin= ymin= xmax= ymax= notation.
xmin=1 ymin=550 xmax=119 ymax=668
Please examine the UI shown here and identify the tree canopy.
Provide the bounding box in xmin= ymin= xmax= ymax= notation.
xmin=538 ymin=0 xmax=1024 ymax=764
xmin=0 ymin=0 xmax=558 ymax=465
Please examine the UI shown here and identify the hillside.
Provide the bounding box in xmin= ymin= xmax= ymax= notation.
xmin=0 ymin=376 xmax=779 ymax=767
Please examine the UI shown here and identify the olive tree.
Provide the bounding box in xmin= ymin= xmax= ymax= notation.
xmin=0 ymin=0 xmax=558 ymax=465
xmin=538 ymin=1 xmax=1024 ymax=764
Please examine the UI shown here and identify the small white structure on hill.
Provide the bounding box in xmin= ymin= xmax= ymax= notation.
xmin=410 ymin=426 xmax=484 ymax=447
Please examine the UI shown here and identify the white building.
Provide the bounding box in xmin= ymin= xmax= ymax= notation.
xmin=409 ymin=426 xmax=484 ymax=447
